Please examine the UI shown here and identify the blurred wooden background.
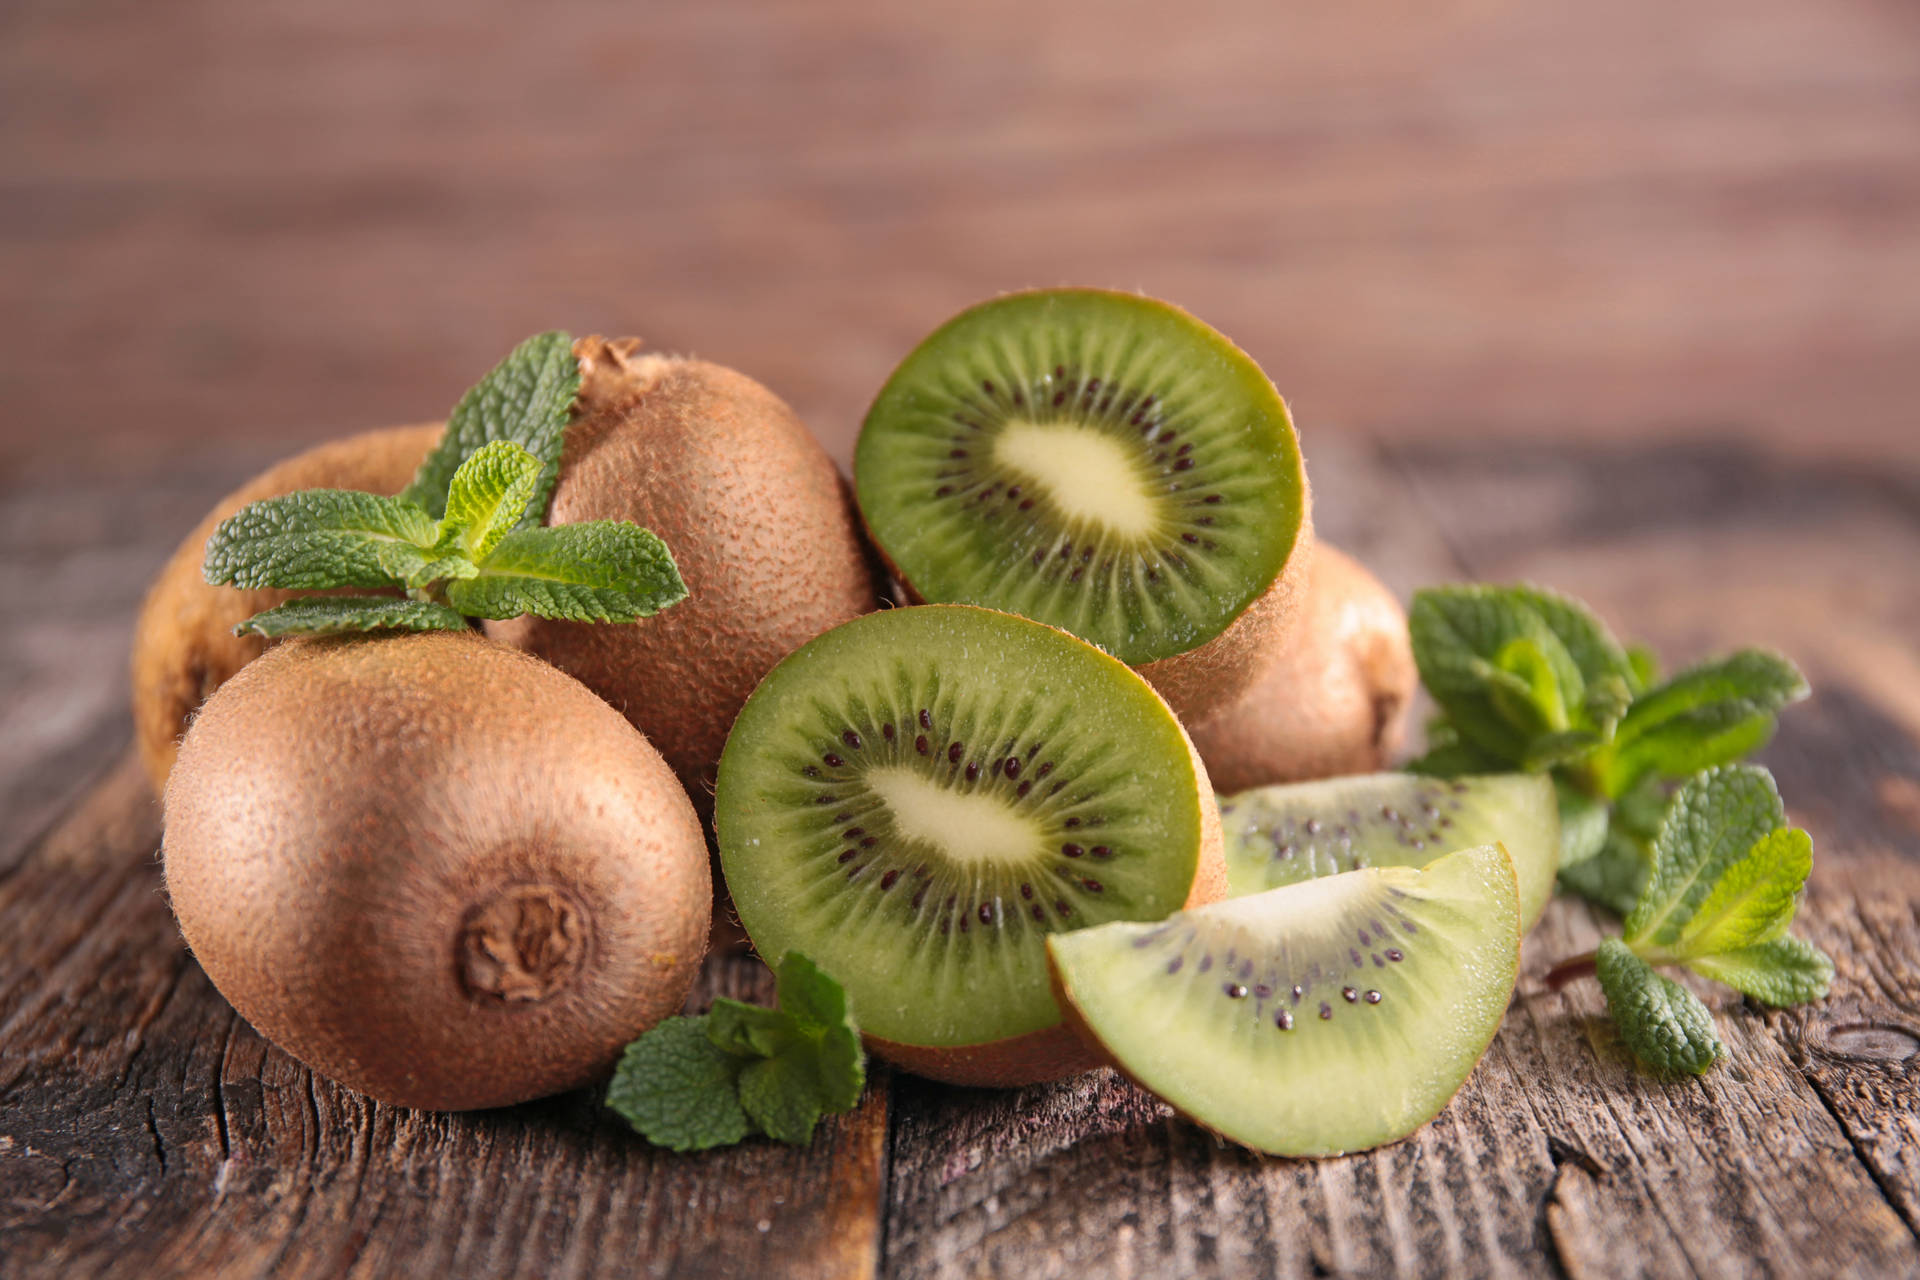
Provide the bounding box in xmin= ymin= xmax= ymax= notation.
xmin=4 ymin=0 xmax=1918 ymax=481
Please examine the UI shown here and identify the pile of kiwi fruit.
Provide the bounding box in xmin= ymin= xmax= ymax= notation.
xmin=144 ymin=290 xmax=1551 ymax=1157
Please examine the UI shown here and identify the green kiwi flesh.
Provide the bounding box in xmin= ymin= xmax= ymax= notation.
xmin=1220 ymin=773 xmax=1559 ymax=929
xmin=854 ymin=290 xmax=1307 ymax=668
xmin=1049 ymin=843 xmax=1519 ymax=1157
xmin=714 ymin=604 xmax=1216 ymax=1058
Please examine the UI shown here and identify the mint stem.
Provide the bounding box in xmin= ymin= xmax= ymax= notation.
xmin=1544 ymin=951 xmax=1599 ymax=991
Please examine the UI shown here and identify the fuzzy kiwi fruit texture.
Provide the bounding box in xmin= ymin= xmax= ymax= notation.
xmin=714 ymin=604 xmax=1227 ymax=1087
xmin=163 ymin=630 xmax=712 ymax=1112
xmin=1219 ymin=772 xmax=1561 ymax=929
xmin=854 ymin=290 xmax=1313 ymax=723
xmin=1049 ymin=843 xmax=1521 ymax=1157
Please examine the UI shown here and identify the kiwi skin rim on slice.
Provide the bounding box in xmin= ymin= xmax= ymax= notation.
xmin=714 ymin=603 xmax=1230 ymax=1089
xmin=853 ymin=288 xmax=1316 ymax=726
xmin=1046 ymin=844 xmax=1521 ymax=1156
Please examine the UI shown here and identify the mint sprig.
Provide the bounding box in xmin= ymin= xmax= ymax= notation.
xmin=1548 ymin=766 xmax=1833 ymax=1075
xmin=201 ymin=334 xmax=687 ymax=637
xmin=1407 ymin=583 xmax=1807 ymax=897
xmin=606 ymin=953 xmax=866 ymax=1152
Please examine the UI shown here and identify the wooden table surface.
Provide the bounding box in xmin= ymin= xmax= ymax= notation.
xmin=3 ymin=2 xmax=1918 ymax=1277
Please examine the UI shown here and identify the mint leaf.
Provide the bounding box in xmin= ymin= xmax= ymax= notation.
xmin=402 ymin=331 xmax=579 ymax=524
xmin=437 ymin=440 xmax=543 ymax=561
xmin=1645 ymin=826 xmax=1811 ymax=963
xmin=606 ymin=1016 xmax=754 ymax=1152
xmin=1600 ymin=650 xmax=1808 ymax=796
xmin=1556 ymin=779 xmax=1611 ymax=868
xmin=1409 ymin=585 xmax=1612 ymax=770
xmin=1626 ymin=644 xmax=1661 ymax=694
xmin=1626 ymin=765 xmax=1785 ymax=950
xmin=234 ymin=596 xmax=470 ymax=638
xmin=1505 ymin=585 xmax=1636 ymax=694
xmin=1689 ymin=936 xmax=1834 ymax=1006
xmin=446 ymin=522 xmax=688 ymax=623
xmin=1558 ymin=830 xmax=1649 ymax=916
xmin=1596 ymin=938 xmax=1724 ymax=1075
xmin=203 ymin=490 xmax=437 ymax=590
xmin=708 ymin=998 xmax=793 ymax=1059
xmin=729 ymin=954 xmax=866 ymax=1144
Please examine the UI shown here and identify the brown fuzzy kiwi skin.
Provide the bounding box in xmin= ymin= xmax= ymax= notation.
xmin=1046 ymin=846 xmax=1521 ymax=1157
xmin=162 ymin=630 xmax=711 ymax=1112
xmin=1187 ymin=542 xmax=1414 ymax=795
xmin=487 ymin=337 xmax=880 ymax=816
xmin=857 ymin=432 xmax=1314 ymax=730
xmin=130 ymin=423 xmax=443 ymax=795
xmin=863 ymin=725 xmax=1229 ymax=1089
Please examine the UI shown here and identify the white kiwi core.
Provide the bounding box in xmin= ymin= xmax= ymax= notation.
xmin=991 ymin=421 xmax=1160 ymax=539
xmin=867 ymin=765 xmax=1045 ymax=865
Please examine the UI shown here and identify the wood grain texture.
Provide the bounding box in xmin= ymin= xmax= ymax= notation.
xmin=3 ymin=0 xmax=1920 ymax=483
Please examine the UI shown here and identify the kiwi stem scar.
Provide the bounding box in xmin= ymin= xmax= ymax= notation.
xmin=1543 ymin=951 xmax=1599 ymax=992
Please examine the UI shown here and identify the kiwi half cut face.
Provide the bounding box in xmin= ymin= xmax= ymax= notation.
xmin=1049 ymin=843 xmax=1520 ymax=1157
xmin=855 ymin=290 xmax=1307 ymax=668
xmin=1219 ymin=772 xmax=1560 ymax=929
xmin=715 ymin=604 xmax=1218 ymax=1063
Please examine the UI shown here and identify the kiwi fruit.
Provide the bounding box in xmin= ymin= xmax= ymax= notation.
xmin=130 ymin=422 xmax=442 ymax=793
xmin=1187 ymin=543 xmax=1415 ymax=793
xmin=487 ymin=337 xmax=879 ymax=815
xmin=853 ymin=289 xmax=1314 ymax=725
xmin=713 ymin=604 xmax=1228 ymax=1087
xmin=162 ymin=629 xmax=711 ymax=1111
xmin=1219 ymin=772 xmax=1560 ymax=929
xmin=1049 ymin=843 xmax=1520 ymax=1156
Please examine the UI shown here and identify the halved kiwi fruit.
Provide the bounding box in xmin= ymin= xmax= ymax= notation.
xmin=1049 ymin=843 xmax=1520 ymax=1157
xmin=1219 ymin=772 xmax=1560 ymax=928
xmin=714 ymin=603 xmax=1227 ymax=1087
xmin=854 ymin=290 xmax=1313 ymax=723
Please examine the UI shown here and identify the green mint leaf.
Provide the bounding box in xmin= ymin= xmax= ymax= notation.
xmin=233 ymin=596 xmax=470 ymax=638
xmin=202 ymin=490 xmax=438 ymax=590
xmin=1612 ymin=774 xmax=1675 ymax=842
xmin=1405 ymin=716 xmax=1509 ymax=776
xmin=1625 ymin=765 xmax=1784 ymax=950
xmin=436 ymin=440 xmax=544 ymax=561
xmin=397 ymin=553 xmax=480 ymax=591
xmin=1583 ymin=673 xmax=1635 ymax=738
xmin=1688 ymin=936 xmax=1834 ymax=1007
xmin=446 ymin=522 xmax=688 ymax=623
xmin=1643 ymin=826 xmax=1811 ymax=963
xmin=401 ymin=331 xmax=579 ymax=525
xmin=707 ymin=998 xmax=793 ymax=1060
xmin=1600 ymin=650 xmax=1809 ymax=796
xmin=1558 ymin=830 xmax=1649 ymax=915
xmin=1504 ymin=584 xmax=1636 ymax=692
xmin=1556 ymin=778 xmax=1611 ymax=868
xmin=1410 ymin=586 xmax=1595 ymax=768
xmin=1521 ymin=729 xmax=1604 ymax=772
xmin=1596 ymin=938 xmax=1724 ymax=1075
xmin=730 ymin=955 xmax=865 ymax=1144
xmin=606 ymin=1016 xmax=754 ymax=1152
xmin=1627 ymin=644 xmax=1661 ymax=694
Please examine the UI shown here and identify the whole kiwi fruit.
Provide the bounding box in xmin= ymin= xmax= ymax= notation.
xmin=1187 ymin=543 xmax=1414 ymax=794
xmin=162 ymin=629 xmax=711 ymax=1111
xmin=487 ymin=337 xmax=880 ymax=813
xmin=131 ymin=422 xmax=442 ymax=793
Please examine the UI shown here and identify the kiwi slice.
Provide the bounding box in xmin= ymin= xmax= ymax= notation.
xmin=854 ymin=290 xmax=1308 ymax=672
xmin=1049 ymin=843 xmax=1520 ymax=1157
xmin=1219 ymin=773 xmax=1559 ymax=928
xmin=714 ymin=604 xmax=1224 ymax=1086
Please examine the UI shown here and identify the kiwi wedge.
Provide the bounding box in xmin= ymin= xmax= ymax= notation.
xmin=714 ymin=604 xmax=1227 ymax=1087
xmin=1219 ymin=773 xmax=1560 ymax=929
xmin=1049 ymin=843 xmax=1520 ymax=1157
xmin=854 ymin=289 xmax=1313 ymax=723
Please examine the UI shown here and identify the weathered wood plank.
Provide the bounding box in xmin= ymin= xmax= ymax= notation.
xmin=0 ymin=759 xmax=888 ymax=1280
